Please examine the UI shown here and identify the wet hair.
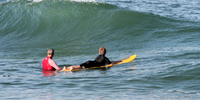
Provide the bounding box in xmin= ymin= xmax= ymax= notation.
xmin=47 ymin=49 xmax=54 ymax=55
xmin=99 ymin=47 xmax=106 ymax=55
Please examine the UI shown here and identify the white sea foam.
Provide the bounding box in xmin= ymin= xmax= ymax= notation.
xmin=32 ymin=0 xmax=43 ymax=2
xmin=70 ymin=0 xmax=96 ymax=2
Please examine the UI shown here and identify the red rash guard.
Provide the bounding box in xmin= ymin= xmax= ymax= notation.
xmin=42 ymin=57 xmax=55 ymax=71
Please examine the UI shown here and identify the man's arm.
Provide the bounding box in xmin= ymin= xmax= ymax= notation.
xmin=48 ymin=59 xmax=62 ymax=70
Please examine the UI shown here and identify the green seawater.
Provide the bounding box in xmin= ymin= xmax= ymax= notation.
xmin=0 ymin=0 xmax=200 ymax=99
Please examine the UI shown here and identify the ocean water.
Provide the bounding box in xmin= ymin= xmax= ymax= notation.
xmin=0 ymin=0 xmax=200 ymax=99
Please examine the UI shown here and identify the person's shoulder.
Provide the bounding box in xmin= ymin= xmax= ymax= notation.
xmin=103 ymin=56 xmax=109 ymax=59
xmin=106 ymin=56 xmax=110 ymax=59
xmin=42 ymin=57 xmax=48 ymax=61
xmin=48 ymin=58 xmax=54 ymax=62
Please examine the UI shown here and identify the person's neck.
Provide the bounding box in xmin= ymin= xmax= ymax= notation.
xmin=48 ymin=55 xmax=53 ymax=59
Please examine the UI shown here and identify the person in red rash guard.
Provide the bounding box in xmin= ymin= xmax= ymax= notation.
xmin=42 ymin=49 xmax=63 ymax=71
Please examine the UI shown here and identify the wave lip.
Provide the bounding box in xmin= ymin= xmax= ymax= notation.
xmin=97 ymin=0 xmax=200 ymax=22
xmin=2 ymin=0 xmax=200 ymax=22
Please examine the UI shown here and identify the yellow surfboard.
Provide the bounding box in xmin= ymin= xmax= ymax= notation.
xmin=61 ymin=54 xmax=137 ymax=72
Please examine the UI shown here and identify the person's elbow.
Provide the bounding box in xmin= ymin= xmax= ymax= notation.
xmin=55 ymin=67 xmax=62 ymax=71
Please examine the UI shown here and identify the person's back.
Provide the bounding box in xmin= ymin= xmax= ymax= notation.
xmin=42 ymin=56 xmax=55 ymax=71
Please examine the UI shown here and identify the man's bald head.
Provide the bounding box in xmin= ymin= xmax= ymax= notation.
xmin=47 ymin=49 xmax=54 ymax=56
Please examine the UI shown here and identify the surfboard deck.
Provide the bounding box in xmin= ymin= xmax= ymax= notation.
xmin=61 ymin=54 xmax=137 ymax=72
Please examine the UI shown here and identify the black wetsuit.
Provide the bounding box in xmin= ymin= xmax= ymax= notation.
xmin=80 ymin=55 xmax=112 ymax=68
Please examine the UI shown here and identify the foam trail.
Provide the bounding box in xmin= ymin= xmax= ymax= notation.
xmin=32 ymin=0 xmax=43 ymax=2
xmin=70 ymin=0 xmax=96 ymax=2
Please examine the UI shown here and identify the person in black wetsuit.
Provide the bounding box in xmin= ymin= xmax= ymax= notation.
xmin=68 ymin=47 xmax=113 ymax=71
